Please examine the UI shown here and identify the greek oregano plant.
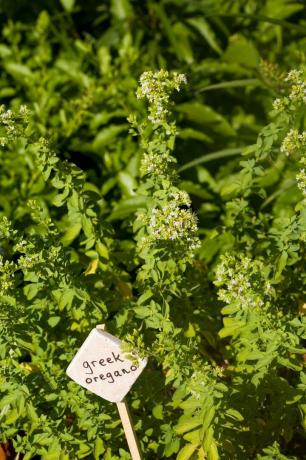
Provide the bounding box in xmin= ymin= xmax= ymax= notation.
xmin=0 ymin=68 xmax=305 ymax=460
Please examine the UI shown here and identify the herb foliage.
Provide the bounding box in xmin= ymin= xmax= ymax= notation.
xmin=0 ymin=1 xmax=306 ymax=459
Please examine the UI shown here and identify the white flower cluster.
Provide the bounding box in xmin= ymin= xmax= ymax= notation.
xmin=280 ymin=129 xmax=306 ymax=156
xmin=215 ymin=255 xmax=272 ymax=310
xmin=134 ymin=71 xmax=200 ymax=261
xmin=137 ymin=70 xmax=187 ymax=123
xmin=279 ymin=127 xmax=306 ymax=199
xmin=168 ymin=189 xmax=191 ymax=204
xmin=0 ymin=256 xmax=15 ymax=295
xmin=272 ymin=97 xmax=285 ymax=112
xmin=140 ymin=151 xmax=175 ymax=176
xmin=273 ymin=69 xmax=306 ymax=111
xmin=286 ymin=70 xmax=306 ymax=103
xmin=297 ymin=157 xmax=306 ymax=198
xmin=139 ymin=199 xmax=200 ymax=255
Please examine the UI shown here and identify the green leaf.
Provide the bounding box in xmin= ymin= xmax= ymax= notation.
xmin=226 ymin=408 xmax=244 ymax=421
xmin=178 ymin=128 xmax=212 ymax=143
xmin=179 ymin=148 xmax=241 ymax=172
xmin=153 ymin=4 xmax=187 ymax=63
xmin=47 ymin=316 xmax=61 ymax=328
xmin=175 ymin=415 xmax=202 ymax=434
xmin=177 ymin=443 xmax=198 ymax=460
xmin=203 ymin=426 xmax=214 ymax=452
xmin=187 ymin=17 xmax=222 ymax=54
xmin=24 ymin=283 xmax=40 ymax=300
xmin=198 ymin=79 xmax=259 ymax=92
xmin=93 ymin=125 xmax=128 ymax=151
xmin=118 ymin=171 xmax=137 ymax=197
xmin=176 ymin=103 xmax=235 ymax=136
xmin=207 ymin=440 xmax=219 ymax=460
xmin=42 ymin=450 xmax=61 ymax=460
xmin=5 ymin=62 xmax=33 ymax=80
xmin=93 ymin=437 xmax=105 ymax=459
xmin=171 ymin=23 xmax=194 ymax=64
xmin=53 ymin=189 xmax=70 ymax=207
xmin=201 ymin=406 xmax=215 ymax=431
xmin=61 ymin=223 xmax=82 ymax=246
xmin=108 ymin=196 xmax=147 ymax=221
xmin=111 ymin=0 xmax=133 ymax=20
xmin=138 ymin=290 xmax=153 ymax=305
xmin=180 ymin=181 xmax=213 ymax=199
xmin=27 ymin=403 xmax=39 ymax=422
xmin=0 ymin=44 xmax=12 ymax=58
xmin=264 ymin=0 xmax=304 ymax=20
xmin=134 ymin=306 xmax=151 ymax=318
xmin=277 ymin=357 xmax=302 ymax=371
xmin=60 ymin=0 xmax=75 ymax=12
xmin=219 ymin=320 xmax=245 ymax=338
xmin=275 ymin=251 xmax=288 ymax=279
xmin=81 ymin=214 xmax=94 ymax=237
xmin=223 ymin=35 xmax=259 ymax=68
xmin=96 ymin=241 xmax=109 ymax=259
xmin=152 ymin=404 xmax=164 ymax=420
xmin=221 ymin=304 xmax=240 ymax=315
xmin=57 ymin=288 xmax=75 ymax=310
xmin=183 ymin=429 xmax=200 ymax=444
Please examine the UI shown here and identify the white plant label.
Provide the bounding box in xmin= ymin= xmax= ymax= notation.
xmin=66 ymin=328 xmax=147 ymax=403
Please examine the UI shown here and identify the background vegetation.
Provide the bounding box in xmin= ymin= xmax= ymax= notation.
xmin=0 ymin=1 xmax=306 ymax=459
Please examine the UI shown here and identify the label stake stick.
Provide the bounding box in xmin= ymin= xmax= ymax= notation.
xmin=116 ymin=399 xmax=143 ymax=460
xmin=96 ymin=324 xmax=143 ymax=460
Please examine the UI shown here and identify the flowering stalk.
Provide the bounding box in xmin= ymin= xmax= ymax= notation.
xmin=124 ymin=71 xmax=201 ymax=363
xmin=131 ymin=71 xmax=200 ymax=283
xmin=124 ymin=71 xmax=202 ymax=358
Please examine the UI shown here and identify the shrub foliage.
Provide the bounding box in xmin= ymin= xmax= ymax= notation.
xmin=0 ymin=1 xmax=306 ymax=459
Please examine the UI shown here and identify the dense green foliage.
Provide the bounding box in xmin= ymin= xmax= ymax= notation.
xmin=0 ymin=1 xmax=306 ymax=459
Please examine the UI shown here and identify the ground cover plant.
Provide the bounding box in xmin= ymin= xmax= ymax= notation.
xmin=0 ymin=1 xmax=306 ymax=459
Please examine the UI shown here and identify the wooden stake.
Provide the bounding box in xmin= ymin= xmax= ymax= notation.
xmin=96 ymin=325 xmax=143 ymax=460
xmin=117 ymin=399 xmax=143 ymax=460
